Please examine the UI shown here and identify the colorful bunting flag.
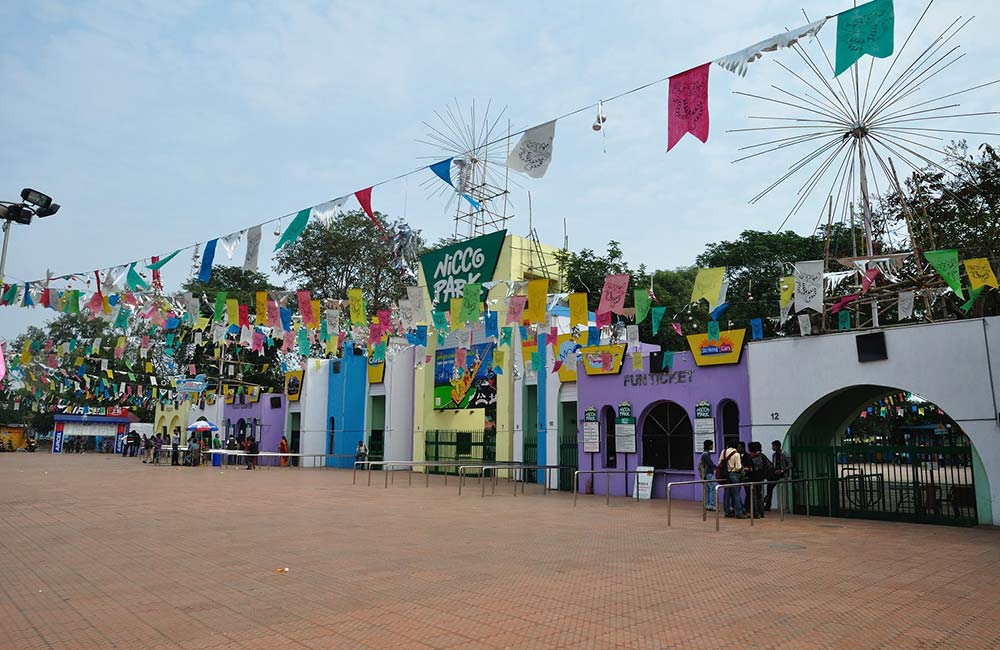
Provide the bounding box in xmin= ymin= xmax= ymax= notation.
xmin=961 ymin=286 xmax=985 ymax=313
xmin=505 ymin=120 xmax=556 ymax=179
xmin=838 ymin=309 xmax=851 ymax=331
xmin=834 ymin=0 xmax=894 ymax=76
xmin=924 ymin=249 xmax=964 ymax=299
xmin=750 ymin=318 xmax=763 ymax=340
xmin=964 ymin=258 xmax=998 ymax=290
xmin=569 ymin=293 xmax=588 ymax=329
xmin=634 ymin=289 xmax=652 ymax=324
xmin=348 ymin=288 xmax=366 ymax=326
xmin=691 ymin=268 xmax=725 ymax=308
xmin=354 ymin=187 xmax=386 ymax=233
xmin=667 ymin=63 xmax=711 ymax=151
xmin=525 ymin=279 xmax=549 ymax=324
xmin=198 ymin=239 xmax=218 ymax=284
xmin=274 ymin=209 xmax=311 ymax=251
xmin=651 ymin=306 xmax=666 ymax=335
xmin=597 ymin=274 xmax=630 ymax=315
xmin=506 ymin=296 xmax=527 ymax=325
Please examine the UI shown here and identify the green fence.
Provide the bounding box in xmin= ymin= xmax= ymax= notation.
xmin=425 ymin=430 xmax=496 ymax=474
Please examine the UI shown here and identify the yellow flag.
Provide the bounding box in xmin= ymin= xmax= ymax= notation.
xmin=691 ymin=267 xmax=726 ymax=308
xmin=255 ymin=291 xmax=267 ymax=325
xmin=145 ymin=362 xmax=153 ymax=373
xmin=779 ymin=276 xmax=795 ymax=309
xmin=20 ymin=341 xmax=31 ymax=364
xmin=348 ymin=288 xmax=366 ymax=325
xmin=493 ymin=348 xmax=505 ymax=369
xmin=102 ymin=296 xmax=111 ymax=315
xmin=964 ymin=258 xmax=998 ymax=290
xmin=195 ymin=317 xmax=210 ymax=331
xmin=568 ymin=292 xmax=588 ymax=328
xmin=311 ymin=300 xmax=322 ymax=330
xmin=226 ymin=299 xmax=239 ymax=326
xmin=450 ymin=297 xmax=463 ymax=330
xmin=106 ymin=369 xmax=114 ymax=379
xmin=525 ymin=279 xmax=548 ymax=324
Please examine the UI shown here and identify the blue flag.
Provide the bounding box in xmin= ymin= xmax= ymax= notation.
xmin=750 ymin=318 xmax=763 ymax=340
xmin=415 ymin=324 xmax=428 ymax=347
xmin=198 ymin=239 xmax=218 ymax=284
xmin=587 ymin=326 xmax=600 ymax=347
xmin=279 ymin=307 xmax=292 ymax=332
xmin=709 ymin=302 xmax=729 ymax=321
xmin=430 ymin=158 xmax=454 ymax=186
xmin=484 ymin=310 xmax=499 ymax=340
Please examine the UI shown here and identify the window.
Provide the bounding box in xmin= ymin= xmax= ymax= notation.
xmin=641 ymin=401 xmax=694 ymax=471
xmin=456 ymin=431 xmax=472 ymax=456
xmin=602 ymin=406 xmax=616 ymax=468
xmin=721 ymin=401 xmax=740 ymax=451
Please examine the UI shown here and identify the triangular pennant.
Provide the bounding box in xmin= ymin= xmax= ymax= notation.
xmin=274 ymin=209 xmax=311 ymax=251
xmin=354 ymin=187 xmax=386 ymax=233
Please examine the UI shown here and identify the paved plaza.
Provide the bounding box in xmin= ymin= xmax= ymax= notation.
xmin=1 ymin=454 xmax=998 ymax=650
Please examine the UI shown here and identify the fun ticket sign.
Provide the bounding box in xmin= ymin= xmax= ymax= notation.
xmin=420 ymin=230 xmax=506 ymax=309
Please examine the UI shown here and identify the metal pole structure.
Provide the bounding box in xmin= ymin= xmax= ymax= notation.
xmin=858 ymin=142 xmax=880 ymax=328
xmin=0 ymin=220 xmax=11 ymax=279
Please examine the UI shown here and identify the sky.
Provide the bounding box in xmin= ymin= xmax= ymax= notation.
xmin=1 ymin=0 xmax=997 ymax=341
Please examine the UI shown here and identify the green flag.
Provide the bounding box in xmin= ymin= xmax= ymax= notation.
xmin=64 ymin=290 xmax=80 ymax=314
xmin=838 ymin=309 xmax=851 ymax=331
xmin=924 ymin=249 xmax=964 ymax=299
xmin=499 ymin=326 xmax=512 ymax=347
xmin=146 ymin=249 xmax=181 ymax=270
xmin=651 ymin=306 xmax=667 ymax=335
xmin=634 ymin=289 xmax=652 ymax=324
xmin=707 ymin=320 xmax=720 ymax=343
xmin=213 ymin=292 xmax=228 ymax=322
xmin=274 ymin=208 xmax=312 ymax=251
xmin=661 ymin=350 xmax=674 ymax=372
xmin=459 ymin=283 xmax=482 ymax=325
xmin=432 ymin=310 xmax=449 ymax=334
xmin=961 ymin=286 xmax=985 ymax=313
xmin=126 ymin=262 xmax=149 ymax=291
xmin=835 ymin=0 xmax=894 ymax=76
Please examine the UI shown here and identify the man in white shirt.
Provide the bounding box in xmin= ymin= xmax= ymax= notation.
xmin=718 ymin=442 xmax=748 ymax=518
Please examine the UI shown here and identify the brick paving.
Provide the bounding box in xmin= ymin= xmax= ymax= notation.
xmin=1 ymin=454 xmax=998 ymax=649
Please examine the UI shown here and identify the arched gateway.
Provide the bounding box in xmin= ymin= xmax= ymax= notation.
xmin=748 ymin=318 xmax=1000 ymax=526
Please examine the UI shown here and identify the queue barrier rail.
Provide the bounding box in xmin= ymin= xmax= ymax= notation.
xmin=353 ymin=460 xmax=521 ymax=487
xmin=713 ymin=476 xmax=832 ymax=531
xmin=457 ymin=464 xmax=575 ymax=497
xmin=572 ymin=468 xmax=675 ymax=507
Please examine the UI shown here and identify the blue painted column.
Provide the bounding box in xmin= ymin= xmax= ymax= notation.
xmin=536 ymin=333 xmax=547 ymax=483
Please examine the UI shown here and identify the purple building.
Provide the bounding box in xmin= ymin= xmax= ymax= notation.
xmin=222 ymin=392 xmax=287 ymax=454
xmin=576 ymin=349 xmax=750 ymax=500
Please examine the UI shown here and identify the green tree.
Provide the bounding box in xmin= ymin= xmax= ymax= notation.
xmin=182 ymin=266 xmax=284 ymax=313
xmin=273 ymin=209 xmax=423 ymax=311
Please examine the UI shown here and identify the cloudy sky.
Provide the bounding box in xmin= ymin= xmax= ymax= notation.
xmin=1 ymin=0 xmax=997 ymax=340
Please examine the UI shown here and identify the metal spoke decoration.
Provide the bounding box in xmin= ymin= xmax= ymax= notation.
xmin=417 ymin=99 xmax=517 ymax=239
xmin=731 ymin=1 xmax=1000 ymax=257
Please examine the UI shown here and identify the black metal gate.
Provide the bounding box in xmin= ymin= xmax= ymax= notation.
xmin=558 ymin=434 xmax=578 ymax=491
xmin=793 ymin=438 xmax=977 ymax=526
xmin=523 ymin=430 xmax=538 ymax=483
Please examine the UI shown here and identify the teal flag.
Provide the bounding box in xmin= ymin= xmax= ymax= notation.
xmin=961 ymin=286 xmax=985 ymax=313
xmin=707 ymin=320 xmax=720 ymax=343
xmin=499 ymin=326 xmax=512 ymax=347
xmin=661 ymin=350 xmax=674 ymax=371
xmin=838 ymin=309 xmax=851 ymax=331
xmin=432 ymin=310 xmax=449 ymax=334
xmin=634 ymin=289 xmax=652 ymax=324
xmin=835 ymin=0 xmax=894 ymax=76
xmin=459 ymin=283 xmax=482 ymax=325
xmin=651 ymin=306 xmax=666 ymax=335
xmin=114 ymin=307 xmax=130 ymax=331
xmin=274 ymin=208 xmax=312 ymax=251
xmin=297 ymin=328 xmax=310 ymax=356
xmin=126 ymin=263 xmax=149 ymax=291
xmin=146 ymin=249 xmax=181 ymax=270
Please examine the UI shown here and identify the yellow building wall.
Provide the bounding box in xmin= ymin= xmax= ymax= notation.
xmin=154 ymin=402 xmax=192 ymax=438
xmin=413 ymin=234 xmax=563 ymax=465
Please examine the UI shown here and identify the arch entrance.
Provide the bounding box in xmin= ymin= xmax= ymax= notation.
xmin=787 ymin=385 xmax=983 ymax=526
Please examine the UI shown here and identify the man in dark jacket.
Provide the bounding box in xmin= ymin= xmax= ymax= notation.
xmin=245 ymin=437 xmax=259 ymax=470
xmin=746 ymin=441 xmax=770 ymax=519
xmin=764 ymin=440 xmax=791 ymax=512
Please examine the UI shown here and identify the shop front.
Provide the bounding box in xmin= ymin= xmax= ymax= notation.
xmin=576 ymin=348 xmax=750 ymax=500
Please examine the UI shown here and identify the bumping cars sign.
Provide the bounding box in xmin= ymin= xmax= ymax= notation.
xmin=686 ymin=328 xmax=746 ymax=366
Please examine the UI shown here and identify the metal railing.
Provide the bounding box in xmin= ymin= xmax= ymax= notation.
xmin=457 ymin=464 xmax=574 ymax=497
xmin=352 ymin=460 xmax=513 ymax=487
xmin=202 ymin=449 xmax=357 ymax=469
xmin=712 ymin=476 xmax=833 ymax=531
xmin=572 ymin=469 xmax=674 ymax=506
xmin=665 ymin=479 xmax=717 ymax=527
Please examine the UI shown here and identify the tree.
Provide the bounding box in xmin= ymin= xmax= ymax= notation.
xmin=273 ymin=209 xmax=424 ymax=311
xmin=182 ymin=266 xmax=284 ymax=313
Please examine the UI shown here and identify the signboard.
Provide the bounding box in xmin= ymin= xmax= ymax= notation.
xmin=556 ymin=334 xmax=583 ymax=382
xmin=695 ymin=400 xmax=712 ymax=419
xmin=52 ymin=404 xmax=128 ymax=418
xmin=284 ymin=371 xmax=303 ymax=402
xmin=433 ymin=342 xmax=496 ymax=410
xmin=223 ymin=385 xmax=236 ymax=404
xmin=582 ymin=406 xmax=600 ymax=453
xmin=247 ymin=386 xmax=261 ymax=403
xmin=579 ymin=344 xmax=627 ymax=376
xmin=694 ymin=418 xmax=715 ymax=434
xmin=174 ymin=375 xmax=208 ymax=395
xmin=614 ymin=402 xmax=636 ymax=454
xmin=420 ymin=230 xmax=507 ymax=309
xmin=114 ymin=432 xmax=125 ymax=455
xmin=52 ymin=425 xmax=64 ymax=454
xmin=367 ymin=354 xmax=386 ymax=384
xmin=686 ymin=328 xmax=747 ymax=366
xmin=633 ymin=466 xmax=654 ymax=500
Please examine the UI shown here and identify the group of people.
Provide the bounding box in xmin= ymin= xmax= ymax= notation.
xmin=120 ymin=429 xmax=300 ymax=470
xmin=698 ymin=439 xmax=791 ymax=519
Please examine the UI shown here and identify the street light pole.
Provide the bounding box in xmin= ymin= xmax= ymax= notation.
xmin=0 ymin=220 xmax=10 ymax=280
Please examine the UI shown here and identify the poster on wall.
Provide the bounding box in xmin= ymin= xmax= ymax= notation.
xmin=633 ymin=466 xmax=654 ymax=500
xmin=579 ymin=344 xmax=627 ymax=376
xmin=614 ymin=402 xmax=636 ymax=454
xmin=686 ymin=329 xmax=747 ymax=366
xmin=433 ymin=342 xmax=496 ymax=410
xmin=582 ymin=406 xmax=600 ymax=453
xmin=368 ymin=354 xmax=386 ymax=384
xmin=284 ymin=371 xmax=303 ymax=402
xmin=224 ymin=385 xmax=236 ymax=404
xmin=247 ymin=386 xmax=261 ymax=403
xmin=420 ymin=230 xmax=507 ymax=309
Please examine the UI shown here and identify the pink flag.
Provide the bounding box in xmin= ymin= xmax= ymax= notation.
xmin=861 ymin=268 xmax=880 ymax=294
xmin=549 ymin=326 xmax=558 ymax=346
xmin=667 ymin=63 xmax=711 ymax=151
xmin=597 ymin=274 xmax=630 ymax=315
xmin=368 ymin=325 xmax=381 ymax=346
xmin=354 ymin=187 xmax=386 ymax=233
xmin=251 ymin=331 xmax=265 ymax=353
xmin=552 ymin=360 xmax=563 ymax=373
xmin=0 ymin=342 xmax=5 ymax=382
xmin=238 ymin=304 xmax=250 ymax=328
xmin=600 ymin=352 xmax=612 ymax=371
xmin=596 ymin=311 xmax=611 ymax=328
xmin=831 ymin=294 xmax=860 ymax=314
xmin=85 ymin=291 xmax=104 ymax=316
xmin=297 ymin=291 xmax=315 ymax=327
xmin=506 ymin=296 xmax=527 ymax=325
xmin=671 ymin=322 xmax=683 ymax=337
xmin=377 ymin=309 xmax=392 ymax=336
xmin=266 ymin=299 xmax=281 ymax=329
xmin=337 ymin=331 xmax=346 ymax=349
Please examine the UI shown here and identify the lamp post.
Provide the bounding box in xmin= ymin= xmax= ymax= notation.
xmin=0 ymin=188 xmax=60 ymax=279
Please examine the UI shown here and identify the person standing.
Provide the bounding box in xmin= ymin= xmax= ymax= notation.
xmin=278 ymin=436 xmax=289 ymax=467
xmin=246 ymin=437 xmax=259 ymax=470
xmin=764 ymin=440 xmax=791 ymax=512
xmin=717 ymin=441 xmax=747 ymax=519
xmin=143 ymin=435 xmax=154 ymax=463
xmin=171 ymin=429 xmax=180 ymax=466
xmin=737 ymin=441 xmax=752 ymax=513
xmin=211 ymin=433 xmax=223 ymax=468
xmin=153 ymin=433 xmax=163 ymax=465
xmin=226 ymin=436 xmax=238 ymax=466
xmin=698 ymin=439 xmax=717 ymax=511
xmin=355 ymin=440 xmax=368 ymax=466
xmin=746 ymin=442 xmax=771 ymax=519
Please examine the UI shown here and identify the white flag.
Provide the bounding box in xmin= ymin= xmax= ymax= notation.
xmin=243 ymin=225 xmax=262 ymax=271
xmin=405 ymin=286 xmax=425 ymax=323
xmin=398 ymin=299 xmax=414 ymax=330
xmin=898 ymin=291 xmax=915 ymax=320
xmin=311 ymin=196 xmax=348 ymax=225
xmin=626 ymin=324 xmax=640 ymax=348
xmin=715 ymin=18 xmax=827 ymax=76
xmin=220 ymin=231 xmax=244 ymax=259
xmin=798 ymin=313 xmax=812 ymax=336
xmin=505 ymin=120 xmax=556 ymax=179
xmin=326 ymin=308 xmax=341 ymax=333
xmin=793 ymin=261 xmax=824 ymax=313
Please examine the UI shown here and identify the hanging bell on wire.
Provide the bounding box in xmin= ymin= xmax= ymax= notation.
xmin=592 ymin=101 xmax=607 ymax=131
xmin=273 ymin=220 xmax=282 ymax=237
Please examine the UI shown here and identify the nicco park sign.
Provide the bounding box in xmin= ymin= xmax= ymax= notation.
xmin=420 ymin=230 xmax=507 ymax=309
